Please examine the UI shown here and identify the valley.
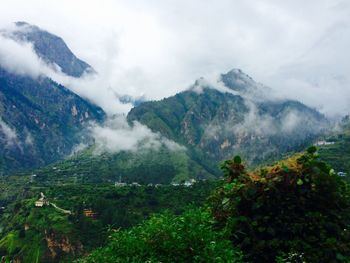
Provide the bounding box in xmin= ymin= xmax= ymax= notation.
xmin=0 ymin=18 xmax=350 ymax=263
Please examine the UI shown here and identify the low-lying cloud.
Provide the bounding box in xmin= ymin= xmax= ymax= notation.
xmin=89 ymin=116 xmax=185 ymax=155
xmin=0 ymin=118 xmax=19 ymax=147
xmin=0 ymin=24 xmax=186 ymax=157
xmin=0 ymin=34 xmax=56 ymax=78
xmin=0 ymin=24 xmax=134 ymax=115
xmin=0 ymin=1 xmax=350 ymax=118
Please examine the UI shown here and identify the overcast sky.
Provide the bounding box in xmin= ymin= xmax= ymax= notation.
xmin=0 ymin=0 xmax=350 ymax=117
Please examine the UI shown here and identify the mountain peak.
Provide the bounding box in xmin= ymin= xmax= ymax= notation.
xmin=220 ymin=68 xmax=259 ymax=93
xmin=4 ymin=22 xmax=94 ymax=77
xmin=14 ymin=21 xmax=31 ymax=27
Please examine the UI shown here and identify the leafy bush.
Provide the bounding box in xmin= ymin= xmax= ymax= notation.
xmin=209 ymin=148 xmax=350 ymax=262
xmin=78 ymin=208 xmax=243 ymax=263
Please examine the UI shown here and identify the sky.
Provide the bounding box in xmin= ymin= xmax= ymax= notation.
xmin=0 ymin=0 xmax=350 ymax=117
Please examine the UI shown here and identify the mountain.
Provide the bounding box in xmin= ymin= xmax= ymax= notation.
xmin=0 ymin=23 xmax=106 ymax=174
xmin=5 ymin=22 xmax=94 ymax=77
xmin=0 ymin=68 xmax=105 ymax=174
xmin=128 ymin=69 xmax=329 ymax=167
xmin=117 ymin=94 xmax=147 ymax=107
xmin=0 ymin=22 xmax=329 ymax=181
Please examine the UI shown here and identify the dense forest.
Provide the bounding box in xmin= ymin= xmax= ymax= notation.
xmin=0 ymin=180 xmax=217 ymax=262
xmin=78 ymin=148 xmax=350 ymax=262
xmin=2 ymin=147 xmax=350 ymax=262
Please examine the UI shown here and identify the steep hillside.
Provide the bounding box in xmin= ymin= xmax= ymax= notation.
xmin=22 ymin=145 xmax=216 ymax=184
xmin=6 ymin=22 xmax=94 ymax=77
xmin=0 ymin=68 xmax=105 ymax=174
xmin=0 ymin=179 xmax=216 ymax=262
xmin=0 ymin=22 xmax=106 ymax=174
xmin=128 ymin=69 xmax=329 ymax=166
xmin=318 ymin=116 xmax=350 ymax=178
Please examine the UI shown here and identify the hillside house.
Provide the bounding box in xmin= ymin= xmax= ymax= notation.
xmin=115 ymin=175 xmax=127 ymax=187
xmin=184 ymin=179 xmax=197 ymax=187
xmin=35 ymin=192 xmax=49 ymax=207
xmin=83 ymin=208 xmax=97 ymax=219
xmin=35 ymin=199 xmax=49 ymax=207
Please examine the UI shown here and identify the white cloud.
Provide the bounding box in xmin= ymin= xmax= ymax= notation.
xmin=52 ymin=72 xmax=134 ymax=115
xmin=0 ymin=25 xmax=133 ymax=115
xmin=0 ymin=0 xmax=349 ymax=117
xmin=188 ymin=76 xmax=240 ymax=96
xmin=24 ymin=131 xmax=34 ymax=146
xmin=0 ymin=34 xmax=56 ymax=78
xmin=90 ymin=116 xmax=185 ymax=154
xmin=0 ymin=118 xmax=18 ymax=146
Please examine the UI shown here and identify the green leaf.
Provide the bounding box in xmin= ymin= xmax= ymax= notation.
xmin=336 ymin=253 xmax=347 ymax=261
xmin=297 ymin=179 xmax=303 ymax=185
xmin=281 ymin=164 xmax=289 ymax=172
xmin=233 ymin=156 xmax=242 ymax=165
xmin=329 ymin=169 xmax=336 ymax=176
xmin=222 ymin=198 xmax=230 ymax=205
xmin=307 ymin=146 xmax=317 ymax=154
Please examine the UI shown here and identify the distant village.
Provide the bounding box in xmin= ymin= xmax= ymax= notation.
xmin=114 ymin=177 xmax=198 ymax=188
xmin=313 ymin=140 xmax=347 ymax=177
xmin=314 ymin=140 xmax=335 ymax=146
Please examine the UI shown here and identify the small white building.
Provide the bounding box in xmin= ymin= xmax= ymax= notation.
xmin=184 ymin=179 xmax=197 ymax=187
xmin=115 ymin=182 xmax=127 ymax=187
xmin=338 ymin=172 xmax=347 ymax=177
xmin=314 ymin=140 xmax=335 ymax=146
xmin=35 ymin=199 xmax=49 ymax=207
xmin=35 ymin=192 xmax=49 ymax=207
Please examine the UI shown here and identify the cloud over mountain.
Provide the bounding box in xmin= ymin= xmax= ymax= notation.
xmin=0 ymin=0 xmax=349 ymax=117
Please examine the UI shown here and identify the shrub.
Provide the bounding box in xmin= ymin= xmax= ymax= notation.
xmin=209 ymin=148 xmax=350 ymax=262
xmin=78 ymin=208 xmax=243 ymax=263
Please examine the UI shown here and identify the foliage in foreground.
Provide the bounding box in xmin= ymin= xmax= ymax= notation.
xmin=77 ymin=208 xmax=243 ymax=263
xmin=210 ymin=147 xmax=350 ymax=262
xmin=0 ymin=182 xmax=216 ymax=262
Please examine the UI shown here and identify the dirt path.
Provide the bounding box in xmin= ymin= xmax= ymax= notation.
xmin=50 ymin=202 xmax=72 ymax=214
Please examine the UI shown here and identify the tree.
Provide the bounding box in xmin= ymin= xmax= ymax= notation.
xmin=209 ymin=149 xmax=350 ymax=262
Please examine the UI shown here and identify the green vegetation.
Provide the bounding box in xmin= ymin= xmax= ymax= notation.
xmin=0 ymin=181 xmax=216 ymax=262
xmin=0 ymin=198 xmax=81 ymax=262
xmin=28 ymin=145 xmax=215 ymax=185
xmin=78 ymin=208 xmax=243 ymax=263
xmin=77 ymin=149 xmax=350 ymax=262
xmin=318 ymin=129 xmax=350 ymax=179
xmin=128 ymin=84 xmax=328 ymax=168
xmin=210 ymin=148 xmax=350 ymax=262
xmin=0 ymin=67 xmax=105 ymax=174
xmin=2 ymin=147 xmax=350 ymax=262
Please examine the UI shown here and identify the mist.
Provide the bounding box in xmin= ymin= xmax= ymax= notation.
xmin=0 ymin=118 xmax=18 ymax=147
xmin=0 ymin=34 xmax=56 ymax=78
xmin=89 ymin=116 xmax=185 ymax=155
xmin=0 ymin=0 xmax=349 ymax=118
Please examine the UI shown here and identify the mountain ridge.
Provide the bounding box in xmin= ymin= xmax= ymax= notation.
xmin=3 ymin=21 xmax=94 ymax=77
xmin=0 ymin=22 xmax=106 ymax=174
xmin=128 ymin=69 xmax=329 ymax=167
